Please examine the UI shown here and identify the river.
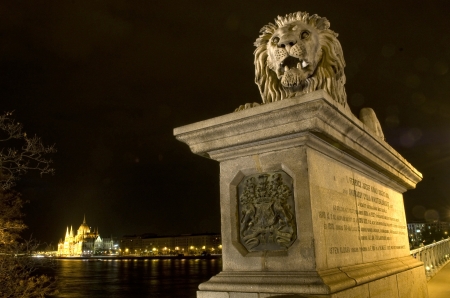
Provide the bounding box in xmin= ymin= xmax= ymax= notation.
xmin=52 ymin=258 xmax=222 ymax=297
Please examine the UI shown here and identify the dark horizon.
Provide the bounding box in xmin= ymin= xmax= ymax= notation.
xmin=1 ymin=1 xmax=450 ymax=244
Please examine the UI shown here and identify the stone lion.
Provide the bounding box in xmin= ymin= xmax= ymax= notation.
xmin=236 ymin=11 xmax=384 ymax=139
xmin=254 ymin=11 xmax=346 ymax=106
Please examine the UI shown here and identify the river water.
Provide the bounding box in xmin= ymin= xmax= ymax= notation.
xmin=53 ymin=258 xmax=222 ymax=297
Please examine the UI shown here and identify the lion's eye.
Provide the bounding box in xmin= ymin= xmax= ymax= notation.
xmin=272 ymin=37 xmax=280 ymax=44
xmin=301 ymin=31 xmax=310 ymax=39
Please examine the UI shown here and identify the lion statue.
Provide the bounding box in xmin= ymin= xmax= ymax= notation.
xmin=236 ymin=11 xmax=384 ymax=139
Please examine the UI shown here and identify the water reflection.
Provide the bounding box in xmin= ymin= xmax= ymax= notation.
xmin=55 ymin=258 xmax=222 ymax=297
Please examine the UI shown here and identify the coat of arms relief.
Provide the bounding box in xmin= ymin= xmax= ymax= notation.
xmin=238 ymin=171 xmax=297 ymax=251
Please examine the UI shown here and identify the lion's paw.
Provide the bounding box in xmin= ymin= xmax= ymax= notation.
xmin=234 ymin=102 xmax=261 ymax=112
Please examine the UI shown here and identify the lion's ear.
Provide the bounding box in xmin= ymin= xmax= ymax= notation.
xmin=315 ymin=17 xmax=330 ymax=30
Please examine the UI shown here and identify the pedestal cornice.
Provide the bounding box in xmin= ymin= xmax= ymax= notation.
xmin=174 ymin=90 xmax=422 ymax=190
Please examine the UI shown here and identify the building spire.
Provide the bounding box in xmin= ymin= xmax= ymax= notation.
xmin=83 ymin=214 xmax=86 ymax=224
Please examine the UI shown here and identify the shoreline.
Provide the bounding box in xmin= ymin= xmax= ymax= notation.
xmin=53 ymin=255 xmax=222 ymax=260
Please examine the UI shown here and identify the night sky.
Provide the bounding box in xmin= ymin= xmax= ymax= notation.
xmin=1 ymin=1 xmax=450 ymax=245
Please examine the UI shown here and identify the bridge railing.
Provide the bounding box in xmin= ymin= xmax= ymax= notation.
xmin=410 ymin=238 xmax=450 ymax=280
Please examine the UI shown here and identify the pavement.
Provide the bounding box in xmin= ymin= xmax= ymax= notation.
xmin=427 ymin=261 xmax=450 ymax=298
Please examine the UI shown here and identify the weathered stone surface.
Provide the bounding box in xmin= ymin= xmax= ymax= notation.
xmin=174 ymin=91 xmax=427 ymax=297
xmin=259 ymin=294 xmax=308 ymax=298
xmin=367 ymin=275 xmax=399 ymax=297
xmin=242 ymin=10 xmax=384 ymax=140
xmin=332 ymin=284 xmax=370 ymax=298
xmin=359 ymin=108 xmax=384 ymax=139
xmin=396 ymin=266 xmax=429 ymax=297
xmin=229 ymin=293 xmax=259 ymax=298
xmin=308 ymin=147 xmax=411 ymax=268
xmin=197 ymin=291 xmax=230 ymax=298
xmin=250 ymin=12 xmax=346 ymax=109
xmin=174 ymin=90 xmax=421 ymax=190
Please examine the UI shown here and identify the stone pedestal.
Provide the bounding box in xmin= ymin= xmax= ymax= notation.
xmin=174 ymin=90 xmax=428 ymax=297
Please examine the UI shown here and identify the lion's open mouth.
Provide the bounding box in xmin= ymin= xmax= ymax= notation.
xmin=280 ymin=56 xmax=309 ymax=74
xmin=278 ymin=56 xmax=311 ymax=87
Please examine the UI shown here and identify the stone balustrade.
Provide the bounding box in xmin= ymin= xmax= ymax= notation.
xmin=411 ymin=238 xmax=450 ymax=280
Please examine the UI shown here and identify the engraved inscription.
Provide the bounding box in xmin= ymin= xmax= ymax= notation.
xmin=238 ymin=171 xmax=296 ymax=252
xmin=318 ymin=175 xmax=407 ymax=255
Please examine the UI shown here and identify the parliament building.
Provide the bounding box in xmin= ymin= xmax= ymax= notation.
xmin=57 ymin=216 xmax=110 ymax=256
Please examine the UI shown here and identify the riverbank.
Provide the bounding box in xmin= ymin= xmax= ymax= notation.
xmin=54 ymin=254 xmax=222 ymax=260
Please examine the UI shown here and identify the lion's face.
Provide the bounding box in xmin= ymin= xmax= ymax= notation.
xmin=251 ymin=12 xmax=347 ymax=108
xmin=266 ymin=21 xmax=322 ymax=92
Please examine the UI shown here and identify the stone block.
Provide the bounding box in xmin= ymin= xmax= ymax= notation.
xmin=396 ymin=266 xmax=429 ymax=297
xmin=259 ymin=294 xmax=310 ymax=298
xmin=332 ymin=284 xmax=370 ymax=298
xmin=175 ymin=91 xmax=427 ymax=298
xmin=230 ymin=292 xmax=258 ymax=298
xmin=367 ymin=274 xmax=399 ymax=298
xmin=197 ymin=291 xmax=229 ymax=298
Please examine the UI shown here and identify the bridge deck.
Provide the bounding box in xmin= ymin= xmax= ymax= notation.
xmin=428 ymin=261 xmax=450 ymax=298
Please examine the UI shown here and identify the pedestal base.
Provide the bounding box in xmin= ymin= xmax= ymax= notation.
xmin=197 ymin=256 xmax=427 ymax=297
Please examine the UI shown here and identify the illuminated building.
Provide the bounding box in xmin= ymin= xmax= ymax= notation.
xmin=407 ymin=220 xmax=450 ymax=248
xmin=120 ymin=233 xmax=222 ymax=256
xmin=57 ymin=215 xmax=100 ymax=256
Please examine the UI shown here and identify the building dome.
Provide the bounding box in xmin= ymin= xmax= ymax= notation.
xmin=78 ymin=215 xmax=90 ymax=234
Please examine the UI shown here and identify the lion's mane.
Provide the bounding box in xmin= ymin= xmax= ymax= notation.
xmin=254 ymin=11 xmax=347 ymax=107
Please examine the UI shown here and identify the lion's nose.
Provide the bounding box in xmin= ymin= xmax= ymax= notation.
xmin=279 ymin=40 xmax=297 ymax=53
xmin=279 ymin=41 xmax=297 ymax=48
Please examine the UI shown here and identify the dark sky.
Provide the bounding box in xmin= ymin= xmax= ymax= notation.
xmin=1 ymin=1 xmax=450 ymax=244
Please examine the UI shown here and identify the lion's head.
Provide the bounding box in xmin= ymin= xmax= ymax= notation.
xmin=254 ymin=11 xmax=347 ymax=108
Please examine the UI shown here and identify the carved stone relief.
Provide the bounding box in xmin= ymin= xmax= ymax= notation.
xmin=234 ymin=11 xmax=385 ymax=140
xmin=237 ymin=171 xmax=297 ymax=251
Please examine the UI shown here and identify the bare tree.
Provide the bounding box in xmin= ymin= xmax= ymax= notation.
xmin=0 ymin=111 xmax=56 ymax=190
xmin=0 ymin=112 xmax=58 ymax=297
xmin=0 ymin=213 xmax=58 ymax=297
